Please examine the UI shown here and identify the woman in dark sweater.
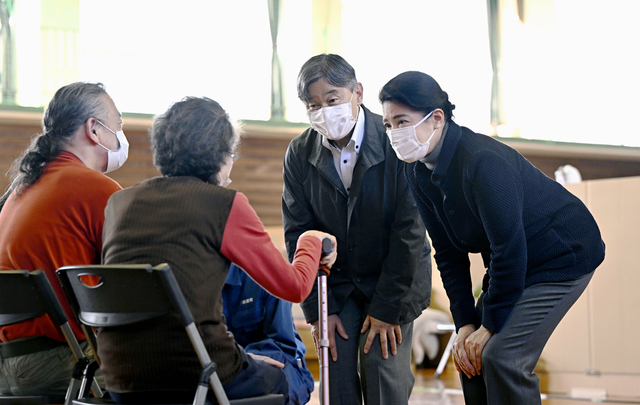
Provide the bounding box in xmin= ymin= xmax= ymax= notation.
xmin=379 ymin=71 xmax=605 ymax=405
xmin=99 ymin=96 xmax=336 ymax=404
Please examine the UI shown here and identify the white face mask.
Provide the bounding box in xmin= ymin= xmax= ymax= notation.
xmin=96 ymin=120 xmax=129 ymax=173
xmin=307 ymin=91 xmax=357 ymax=140
xmin=387 ymin=110 xmax=436 ymax=163
xmin=218 ymin=174 xmax=232 ymax=188
xmin=217 ymin=156 xmax=233 ymax=188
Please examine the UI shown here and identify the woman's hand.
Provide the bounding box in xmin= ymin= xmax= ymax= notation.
xmin=361 ymin=315 xmax=402 ymax=359
xmin=311 ymin=314 xmax=348 ymax=362
xmin=453 ymin=324 xmax=477 ymax=378
xmin=465 ymin=325 xmax=492 ymax=373
xmin=300 ymin=231 xmax=337 ymax=269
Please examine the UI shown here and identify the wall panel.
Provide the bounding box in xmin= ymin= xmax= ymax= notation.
xmin=2 ymin=112 xmax=640 ymax=228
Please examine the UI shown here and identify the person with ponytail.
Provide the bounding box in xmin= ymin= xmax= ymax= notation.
xmin=0 ymin=82 xmax=127 ymax=396
xmin=379 ymin=71 xmax=605 ymax=405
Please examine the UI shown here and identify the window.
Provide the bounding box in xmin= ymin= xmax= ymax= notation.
xmin=493 ymin=0 xmax=640 ymax=147
xmin=2 ymin=0 xmax=638 ymax=147
xmin=77 ymin=0 xmax=273 ymax=119
xmin=6 ymin=0 xmax=309 ymax=122
xmin=340 ymin=0 xmax=492 ymax=133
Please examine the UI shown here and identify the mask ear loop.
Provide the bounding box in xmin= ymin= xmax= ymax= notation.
xmin=412 ymin=110 xmax=436 ymax=146
xmin=420 ymin=128 xmax=438 ymax=147
xmin=95 ymin=120 xmax=121 ymax=152
xmin=416 ymin=110 xmax=434 ymax=128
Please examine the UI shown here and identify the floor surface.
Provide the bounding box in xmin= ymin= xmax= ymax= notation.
xmin=305 ymin=360 xmax=640 ymax=405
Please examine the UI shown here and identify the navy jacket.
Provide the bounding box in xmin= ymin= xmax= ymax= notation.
xmin=282 ymin=106 xmax=431 ymax=325
xmin=223 ymin=264 xmax=314 ymax=405
xmin=405 ymin=121 xmax=605 ymax=333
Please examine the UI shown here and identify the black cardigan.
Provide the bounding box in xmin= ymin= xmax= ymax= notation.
xmin=405 ymin=121 xmax=605 ymax=333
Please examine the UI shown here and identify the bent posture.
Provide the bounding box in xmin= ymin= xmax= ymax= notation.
xmin=380 ymin=71 xmax=605 ymax=405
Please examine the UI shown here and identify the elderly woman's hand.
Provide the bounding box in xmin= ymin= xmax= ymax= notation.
xmin=300 ymin=231 xmax=337 ymax=269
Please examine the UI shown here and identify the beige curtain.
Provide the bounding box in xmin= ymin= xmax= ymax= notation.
xmin=0 ymin=0 xmax=16 ymax=104
xmin=268 ymin=0 xmax=284 ymax=120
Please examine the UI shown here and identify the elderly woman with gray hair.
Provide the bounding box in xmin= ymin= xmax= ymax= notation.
xmin=98 ymin=96 xmax=336 ymax=404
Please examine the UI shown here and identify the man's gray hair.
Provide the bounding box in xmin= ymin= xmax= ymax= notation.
xmin=297 ymin=54 xmax=357 ymax=103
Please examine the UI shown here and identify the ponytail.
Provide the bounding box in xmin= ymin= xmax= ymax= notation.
xmin=8 ymin=82 xmax=108 ymax=196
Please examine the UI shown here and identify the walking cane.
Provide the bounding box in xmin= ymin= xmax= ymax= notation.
xmin=318 ymin=237 xmax=332 ymax=405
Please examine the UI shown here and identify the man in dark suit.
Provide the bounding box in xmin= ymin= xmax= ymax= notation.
xmin=282 ymin=54 xmax=432 ymax=405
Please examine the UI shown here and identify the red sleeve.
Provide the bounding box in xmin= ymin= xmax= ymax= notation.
xmin=220 ymin=192 xmax=321 ymax=303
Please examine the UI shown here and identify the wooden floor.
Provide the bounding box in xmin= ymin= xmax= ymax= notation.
xmin=28 ymin=360 xmax=640 ymax=404
xmin=305 ymin=359 xmax=640 ymax=405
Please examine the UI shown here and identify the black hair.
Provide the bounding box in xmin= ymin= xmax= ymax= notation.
xmin=297 ymin=54 xmax=358 ymax=103
xmin=150 ymin=96 xmax=240 ymax=184
xmin=379 ymin=71 xmax=455 ymax=120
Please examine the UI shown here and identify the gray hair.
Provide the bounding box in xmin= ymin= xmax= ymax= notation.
xmin=297 ymin=54 xmax=358 ymax=103
xmin=8 ymin=82 xmax=108 ymax=196
xmin=150 ymin=96 xmax=241 ymax=183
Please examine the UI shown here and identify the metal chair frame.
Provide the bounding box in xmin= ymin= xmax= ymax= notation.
xmin=0 ymin=269 xmax=102 ymax=405
xmin=56 ymin=263 xmax=283 ymax=405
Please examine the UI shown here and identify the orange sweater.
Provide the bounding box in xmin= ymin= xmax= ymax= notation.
xmin=0 ymin=151 xmax=122 ymax=343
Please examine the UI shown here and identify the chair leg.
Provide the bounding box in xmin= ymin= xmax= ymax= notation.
xmin=193 ymin=383 xmax=210 ymax=405
xmin=196 ymin=362 xmax=229 ymax=405
xmin=65 ymin=358 xmax=90 ymax=405
xmin=434 ymin=331 xmax=456 ymax=378
xmin=80 ymin=361 xmax=102 ymax=399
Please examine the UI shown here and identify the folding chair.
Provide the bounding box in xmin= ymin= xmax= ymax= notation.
xmin=434 ymin=283 xmax=483 ymax=379
xmin=56 ymin=263 xmax=284 ymax=405
xmin=0 ymin=270 xmax=103 ymax=405
xmin=433 ymin=324 xmax=456 ymax=378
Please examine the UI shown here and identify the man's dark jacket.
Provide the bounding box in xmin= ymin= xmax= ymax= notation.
xmin=282 ymin=106 xmax=431 ymax=325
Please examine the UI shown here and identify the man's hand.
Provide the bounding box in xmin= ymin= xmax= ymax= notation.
xmin=361 ymin=315 xmax=402 ymax=359
xmin=311 ymin=314 xmax=348 ymax=362
xmin=247 ymin=352 xmax=284 ymax=368
xmin=464 ymin=325 xmax=492 ymax=373
xmin=453 ymin=324 xmax=477 ymax=378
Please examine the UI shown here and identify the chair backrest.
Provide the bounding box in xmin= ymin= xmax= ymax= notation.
xmin=0 ymin=269 xmax=86 ymax=361
xmin=0 ymin=270 xmax=102 ymax=404
xmin=57 ymin=263 xmax=222 ymax=404
xmin=0 ymin=270 xmax=67 ymax=328
xmin=56 ymin=263 xmax=283 ymax=405
xmin=56 ymin=264 xmax=180 ymax=328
